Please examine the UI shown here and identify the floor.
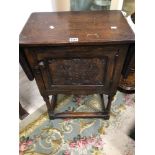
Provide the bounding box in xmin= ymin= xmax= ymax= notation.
xmin=19 ymin=92 xmax=135 ymax=155
xmin=19 ymin=65 xmax=44 ymax=114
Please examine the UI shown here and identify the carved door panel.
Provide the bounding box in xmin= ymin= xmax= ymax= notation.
xmin=46 ymin=57 xmax=106 ymax=85
xmin=38 ymin=55 xmax=118 ymax=93
xmin=30 ymin=45 xmax=125 ymax=94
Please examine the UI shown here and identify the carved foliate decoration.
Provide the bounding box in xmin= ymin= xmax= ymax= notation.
xmin=48 ymin=58 xmax=106 ymax=85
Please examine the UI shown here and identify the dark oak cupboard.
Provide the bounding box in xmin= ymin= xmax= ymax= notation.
xmin=19 ymin=11 xmax=134 ymax=119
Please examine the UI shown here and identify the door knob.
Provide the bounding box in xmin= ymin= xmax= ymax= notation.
xmin=38 ymin=61 xmax=44 ymax=66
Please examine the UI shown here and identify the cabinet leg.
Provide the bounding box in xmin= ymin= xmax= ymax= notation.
xmin=50 ymin=95 xmax=57 ymax=119
xmin=43 ymin=95 xmax=57 ymax=120
xmin=100 ymin=94 xmax=105 ymax=111
xmin=103 ymin=94 xmax=115 ymax=120
xmin=106 ymin=95 xmax=113 ymax=112
xmin=100 ymin=94 xmax=112 ymax=120
xmin=43 ymin=95 xmax=53 ymax=119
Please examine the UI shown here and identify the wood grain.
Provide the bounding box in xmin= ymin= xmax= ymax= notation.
xmin=19 ymin=11 xmax=135 ymax=120
xmin=19 ymin=11 xmax=134 ymax=46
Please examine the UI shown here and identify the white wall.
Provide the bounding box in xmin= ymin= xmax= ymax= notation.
xmin=51 ymin=0 xmax=70 ymax=11
xmin=18 ymin=0 xmax=52 ymax=33
xmin=110 ymin=0 xmax=124 ymax=10
xmin=51 ymin=0 xmax=124 ymax=11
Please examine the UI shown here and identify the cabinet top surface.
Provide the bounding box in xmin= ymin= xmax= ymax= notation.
xmin=19 ymin=11 xmax=135 ymax=46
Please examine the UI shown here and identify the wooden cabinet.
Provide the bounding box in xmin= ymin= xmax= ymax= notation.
xmin=19 ymin=11 xmax=134 ymax=120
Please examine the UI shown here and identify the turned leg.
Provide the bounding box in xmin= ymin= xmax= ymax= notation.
xmin=50 ymin=95 xmax=57 ymax=116
xmin=43 ymin=95 xmax=53 ymax=119
xmin=43 ymin=95 xmax=57 ymax=120
xmin=106 ymin=95 xmax=113 ymax=112
xmin=100 ymin=94 xmax=105 ymax=111
xmin=103 ymin=94 xmax=115 ymax=120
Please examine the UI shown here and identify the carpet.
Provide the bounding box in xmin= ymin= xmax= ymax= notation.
xmin=19 ymin=91 xmax=135 ymax=155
